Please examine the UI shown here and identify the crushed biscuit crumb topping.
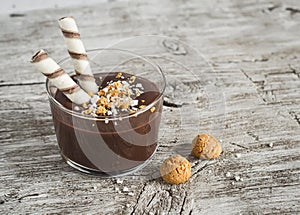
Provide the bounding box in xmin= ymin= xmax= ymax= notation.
xmin=81 ymin=73 xmax=148 ymax=117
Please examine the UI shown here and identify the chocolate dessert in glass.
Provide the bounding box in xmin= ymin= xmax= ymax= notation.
xmin=31 ymin=17 xmax=165 ymax=176
xmin=33 ymin=48 xmax=165 ymax=176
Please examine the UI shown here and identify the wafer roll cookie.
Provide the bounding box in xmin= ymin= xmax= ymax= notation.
xmin=58 ymin=16 xmax=98 ymax=94
xmin=31 ymin=50 xmax=91 ymax=105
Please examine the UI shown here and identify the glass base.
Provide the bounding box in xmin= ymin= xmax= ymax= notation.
xmin=61 ymin=153 xmax=154 ymax=178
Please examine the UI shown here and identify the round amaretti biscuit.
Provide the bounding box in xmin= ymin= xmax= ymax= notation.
xmin=192 ymin=134 xmax=222 ymax=159
xmin=160 ymin=154 xmax=191 ymax=184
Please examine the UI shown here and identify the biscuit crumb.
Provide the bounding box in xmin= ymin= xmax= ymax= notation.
xmin=129 ymin=75 xmax=136 ymax=83
xmin=160 ymin=154 xmax=191 ymax=184
xmin=150 ymin=107 xmax=156 ymax=113
xmin=192 ymin=134 xmax=222 ymax=159
xmin=116 ymin=72 xmax=123 ymax=79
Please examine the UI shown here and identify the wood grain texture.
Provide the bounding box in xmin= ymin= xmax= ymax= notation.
xmin=1 ymin=0 xmax=300 ymax=214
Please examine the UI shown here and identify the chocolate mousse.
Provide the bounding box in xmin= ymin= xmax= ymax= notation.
xmin=49 ymin=72 xmax=163 ymax=175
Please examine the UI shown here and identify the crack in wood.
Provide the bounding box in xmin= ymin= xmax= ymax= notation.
xmin=261 ymin=4 xmax=281 ymax=13
xmin=241 ymin=68 xmax=264 ymax=90
xmin=18 ymin=193 xmax=39 ymax=202
xmin=265 ymin=71 xmax=297 ymax=77
xmin=286 ymin=7 xmax=300 ymax=15
xmin=228 ymin=57 xmax=269 ymax=63
xmin=288 ymin=64 xmax=300 ymax=79
xmin=179 ymin=191 xmax=187 ymax=214
xmin=267 ymin=5 xmax=281 ymax=12
xmin=130 ymin=183 xmax=147 ymax=215
xmin=288 ymin=111 xmax=300 ymax=126
xmin=146 ymin=193 xmax=156 ymax=208
xmin=192 ymin=161 xmax=216 ymax=177
xmin=240 ymin=69 xmax=278 ymax=104
xmin=229 ymin=142 xmax=249 ymax=150
xmin=165 ymin=188 xmax=174 ymax=214
xmin=240 ymin=69 xmax=255 ymax=84
xmin=0 ymin=82 xmax=44 ymax=87
xmin=163 ymin=100 xmax=182 ymax=108
xmin=240 ymin=69 xmax=266 ymax=90
xmin=253 ymin=57 xmax=269 ymax=62
xmin=10 ymin=13 xmax=26 ymax=18
xmin=1 ymin=107 xmax=33 ymax=111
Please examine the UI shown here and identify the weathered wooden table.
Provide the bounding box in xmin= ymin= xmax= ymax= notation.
xmin=1 ymin=0 xmax=299 ymax=214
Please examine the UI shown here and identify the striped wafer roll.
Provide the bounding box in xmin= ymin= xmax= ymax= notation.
xmin=31 ymin=50 xmax=91 ymax=105
xmin=58 ymin=16 xmax=98 ymax=94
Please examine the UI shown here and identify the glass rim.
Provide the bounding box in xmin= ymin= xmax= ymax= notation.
xmin=46 ymin=48 xmax=166 ymax=121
